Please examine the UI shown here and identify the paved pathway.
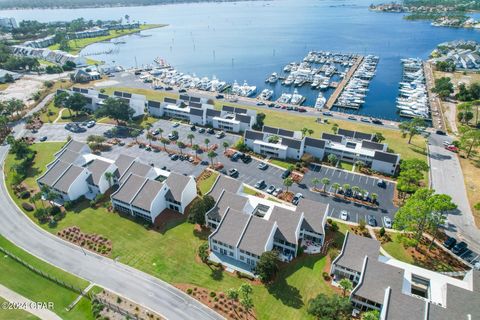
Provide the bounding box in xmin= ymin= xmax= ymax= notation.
xmin=0 ymin=284 xmax=62 ymax=320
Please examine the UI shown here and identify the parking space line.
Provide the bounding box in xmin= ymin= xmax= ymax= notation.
xmin=330 ymin=208 xmax=335 ymax=217
xmin=325 ymin=168 xmax=330 ymax=176
xmin=351 ymin=174 xmax=355 ymax=181
xmin=372 ymin=178 xmax=376 ymax=186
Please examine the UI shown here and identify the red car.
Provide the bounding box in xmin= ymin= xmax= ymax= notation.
xmin=445 ymin=145 xmax=459 ymax=152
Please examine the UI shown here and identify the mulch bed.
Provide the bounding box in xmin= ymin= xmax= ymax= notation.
xmin=57 ymin=226 xmax=112 ymax=256
xmin=175 ymin=284 xmax=257 ymax=320
xmin=96 ymin=289 xmax=164 ymax=320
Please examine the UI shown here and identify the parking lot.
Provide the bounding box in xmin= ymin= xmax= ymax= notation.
xmin=219 ymin=153 xmax=398 ymax=227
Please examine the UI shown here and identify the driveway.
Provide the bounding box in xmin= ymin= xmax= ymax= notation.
xmin=429 ymin=133 xmax=480 ymax=254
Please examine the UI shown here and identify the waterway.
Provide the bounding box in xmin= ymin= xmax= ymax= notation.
xmin=3 ymin=0 xmax=480 ymax=120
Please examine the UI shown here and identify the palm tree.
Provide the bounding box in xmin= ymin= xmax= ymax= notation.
xmin=283 ymin=177 xmax=293 ymax=193
xmin=158 ymin=128 xmax=164 ymax=138
xmin=354 ymin=160 xmax=365 ymax=172
xmin=104 ymin=171 xmax=114 ymax=189
xmin=177 ymin=141 xmax=186 ymax=154
xmin=342 ymin=183 xmax=351 ymax=192
xmin=204 ymin=138 xmax=210 ymax=150
xmin=311 ymin=177 xmax=321 ymax=190
xmin=338 ymin=278 xmax=353 ymax=297
xmin=187 ymin=133 xmax=195 ymax=146
xmin=30 ymin=192 xmax=43 ymax=209
xmin=332 ymin=123 xmax=339 ymax=134
xmin=160 ymin=137 xmax=170 ymax=153
xmin=371 ymin=193 xmax=378 ymax=204
xmin=307 ymin=129 xmax=314 ymax=136
xmin=352 ymin=186 xmax=361 ymax=197
xmin=222 ymin=141 xmax=230 ymax=153
xmin=207 ymin=150 xmax=217 ymax=167
xmin=332 ymin=182 xmax=341 ymax=194
xmin=321 ymin=177 xmax=330 ymax=192
xmin=146 ymin=132 xmax=154 ymax=146
xmin=192 ymin=144 xmax=200 ymax=160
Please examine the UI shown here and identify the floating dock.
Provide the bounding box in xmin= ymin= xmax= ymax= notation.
xmin=325 ymin=55 xmax=364 ymax=110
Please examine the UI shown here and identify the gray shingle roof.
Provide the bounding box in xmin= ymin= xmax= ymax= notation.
xmin=373 ymin=151 xmax=399 ymax=164
xmin=38 ymin=160 xmax=71 ymax=187
xmin=148 ymin=100 xmax=161 ymax=108
xmin=211 ymin=209 xmax=250 ymax=247
xmin=269 ymin=206 xmax=302 ymax=244
xmin=362 ymin=140 xmax=385 ymax=151
xmin=322 ymin=133 xmax=344 ymax=143
xmin=63 ymin=140 xmax=88 ymax=153
xmin=131 ymin=179 xmax=164 ymax=212
xmin=222 ymin=105 xmax=234 ymax=112
xmin=245 ymin=130 xmax=264 ymax=141
xmin=296 ymin=198 xmax=328 ymax=234
xmin=57 ymin=149 xmax=81 ymax=164
xmin=282 ymin=137 xmax=302 ymax=149
xmin=207 ymin=175 xmax=242 ymax=201
xmin=164 ymin=172 xmax=191 ymax=201
xmin=236 ymin=114 xmax=251 ymax=124
xmin=190 ymin=108 xmax=204 ymax=116
xmin=52 ymin=165 xmax=85 ymax=193
xmin=353 ymin=257 xmax=404 ymax=305
xmin=207 ymin=190 xmax=248 ymax=221
xmin=334 ymin=232 xmax=380 ymax=272
xmin=206 ymin=109 xmax=221 ymax=117
xmin=85 ymin=159 xmax=111 ymax=186
xmin=112 ymin=174 xmax=146 ymax=204
xmin=428 ymin=282 xmax=480 ymax=319
xmin=114 ymin=154 xmax=136 ymax=177
xmin=120 ymin=161 xmax=154 ymax=183
xmin=238 ymin=216 xmax=275 ymax=256
xmin=384 ymin=290 xmax=427 ymax=320
xmin=305 ymin=137 xmax=326 ymax=148
xmin=338 ymin=128 xmax=373 ymax=141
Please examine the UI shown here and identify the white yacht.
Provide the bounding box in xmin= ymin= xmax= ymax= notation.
xmin=277 ymin=93 xmax=292 ymax=104
xmin=258 ymin=89 xmax=274 ymax=100
xmin=290 ymin=89 xmax=304 ymax=105
xmin=315 ymin=92 xmax=326 ymax=109
xmin=266 ymin=72 xmax=278 ymax=84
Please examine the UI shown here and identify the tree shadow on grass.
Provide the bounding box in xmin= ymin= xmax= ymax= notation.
xmin=266 ymin=277 xmax=304 ymax=309
xmin=193 ymin=226 xmax=211 ymax=240
xmin=210 ymin=267 xmax=224 ymax=281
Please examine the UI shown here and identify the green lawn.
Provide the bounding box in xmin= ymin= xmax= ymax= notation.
xmin=100 ymin=86 xmax=426 ymax=161
xmin=0 ymin=297 xmax=39 ymax=320
xmin=243 ymin=186 xmax=258 ymax=195
xmin=48 ymin=24 xmax=166 ymax=55
xmin=269 ymin=158 xmax=296 ymax=169
xmin=198 ymin=171 xmax=218 ymax=195
xmin=339 ymin=161 xmax=353 ymax=171
xmin=382 ymin=237 xmax=414 ymax=264
xmin=4 ymin=142 xmax=348 ymax=320
xmin=0 ymin=236 xmax=93 ymax=320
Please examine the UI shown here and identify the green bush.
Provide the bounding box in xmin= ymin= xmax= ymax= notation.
xmin=379 ymin=227 xmax=386 ymax=237
xmin=19 ymin=190 xmax=30 ymax=199
xmin=49 ymin=206 xmax=61 ymax=215
xmin=22 ymin=202 xmax=34 ymax=211
xmin=322 ymin=272 xmax=330 ymax=280
xmin=209 ymin=291 xmax=216 ymax=298
xmin=48 ymin=219 xmax=58 ymax=228
xmin=186 ymin=288 xmax=193 ymax=294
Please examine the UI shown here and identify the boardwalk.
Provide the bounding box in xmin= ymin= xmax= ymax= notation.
xmin=325 ymin=55 xmax=364 ymax=110
xmin=424 ymin=61 xmax=446 ymax=131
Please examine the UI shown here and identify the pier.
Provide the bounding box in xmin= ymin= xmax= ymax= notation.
xmin=325 ymin=55 xmax=364 ymax=110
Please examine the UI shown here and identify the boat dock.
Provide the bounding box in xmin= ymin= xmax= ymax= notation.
xmin=325 ymin=55 xmax=364 ymax=109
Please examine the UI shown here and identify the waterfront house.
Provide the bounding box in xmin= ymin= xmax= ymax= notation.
xmin=331 ymin=232 xmax=480 ymax=319
xmin=244 ymin=126 xmax=304 ymax=160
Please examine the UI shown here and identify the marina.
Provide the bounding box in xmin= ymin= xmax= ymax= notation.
xmin=396 ymin=58 xmax=430 ymax=119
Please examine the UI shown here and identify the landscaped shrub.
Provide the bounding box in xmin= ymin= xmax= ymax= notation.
xmin=236 ymin=271 xmax=255 ymax=281
xmin=186 ymin=288 xmax=193 ymax=295
xmin=322 ymin=271 xmax=330 ymax=280
xmin=209 ymin=291 xmax=216 ymax=298
xmin=64 ymin=201 xmax=73 ymax=210
xmin=49 ymin=206 xmax=61 ymax=216
xmin=330 ymin=221 xmax=339 ymax=232
xmin=48 ymin=219 xmax=58 ymax=228
xmin=22 ymin=202 xmax=34 ymax=211
xmin=19 ymin=190 xmax=30 ymax=199
xmin=379 ymin=227 xmax=386 ymax=237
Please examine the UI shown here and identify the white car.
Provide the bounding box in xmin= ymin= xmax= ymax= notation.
xmin=383 ymin=216 xmax=392 ymax=228
xmin=272 ymin=188 xmax=282 ymax=197
xmin=443 ymin=141 xmax=451 ymax=147
xmin=172 ymin=122 xmax=180 ymax=128
xmin=340 ymin=210 xmax=349 ymax=221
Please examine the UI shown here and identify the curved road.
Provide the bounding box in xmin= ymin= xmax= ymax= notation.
xmin=0 ymin=146 xmax=223 ymax=320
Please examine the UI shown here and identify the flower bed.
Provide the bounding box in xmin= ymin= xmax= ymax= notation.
xmin=57 ymin=226 xmax=112 ymax=256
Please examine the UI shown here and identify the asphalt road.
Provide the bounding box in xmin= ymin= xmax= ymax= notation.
xmin=429 ymin=133 xmax=480 ymax=256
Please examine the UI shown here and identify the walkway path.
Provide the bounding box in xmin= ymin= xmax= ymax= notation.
xmin=52 ymin=108 xmax=66 ymax=124
xmin=0 ymin=284 xmax=62 ymax=320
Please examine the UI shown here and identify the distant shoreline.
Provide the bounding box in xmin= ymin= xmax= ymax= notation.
xmin=0 ymin=0 xmax=264 ymax=11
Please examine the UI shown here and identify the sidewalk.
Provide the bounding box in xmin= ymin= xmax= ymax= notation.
xmin=0 ymin=284 xmax=62 ymax=320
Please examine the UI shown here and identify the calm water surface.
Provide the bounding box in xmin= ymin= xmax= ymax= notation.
xmin=3 ymin=0 xmax=480 ymax=119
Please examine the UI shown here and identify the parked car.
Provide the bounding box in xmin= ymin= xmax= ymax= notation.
xmin=242 ymin=155 xmax=252 ymax=163
xmin=443 ymin=237 xmax=457 ymax=250
xmin=347 ymin=116 xmax=357 ymax=121
xmin=383 ymin=216 xmax=392 ymax=228
xmin=86 ymin=120 xmax=96 ymax=128
xmin=172 ymin=122 xmax=180 ymax=128
xmin=266 ymin=185 xmax=276 ymax=194
xmin=452 ymin=241 xmax=468 ymax=255
xmin=170 ymin=154 xmax=179 ymax=161
xmin=215 ymin=131 xmax=225 ymax=139
xmin=207 ymin=128 xmax=215 ymax=134
xmin=372 ymin=119 xmax=383 ymax=125
xmin=152 ymin=129 xmax=160 ymax=136
xmin=190 ymin=125 xmax=196 ymax=131
xmin=258 ymin=162 xmax=269 ymax=170
xmin=231 ymin=152 xmax=243 ymax=162
xmin=272 ymin=188 xmax=282 ymax=197
xmin=281 ymin=170 xmax=291 ymax=179
xmin=198 ymin=128 xmax=206 ymax=133
xmin=39 ymin=136 xmax=48 ymax=142
xmin=256 ymin=101 xmax=266 ymax=106
xmin=377 ymin=179 xmax=386 ymax=188
xmin=367 ymin=215 xmax=377 ymax=227
xmin=200 ymin=160 xmax=209 ymax=165
xmin=443 ymin=140 xmax=451 ymax=147
xmin=178 ymin=89 xmax=187 ymax=93
xmin=215 ymin=94 xmax=224 ymax=99
xmin=292 ymin=193 xmax=303 ymax=205
xmin=228 ymin=168 xmax=239 ymax=178
xmin=254 ymin=180 xmax=266 ymax=189
xmin=322 ymin=111 xmax=333 ymax=116
xmin=360 ymin=117 xmax=370 ymax=123
xmin=436 ymin=130 xmax=446 ymax=135
xmin=168 ymin=132 xmax=178 ymax=140
xmin=340 ymin=210 xmax=349 ymax=221
xmin=298 ymin=108 xmax=307 ymax=113
xmin=445 ymin=145 xmax=459 ymax=153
